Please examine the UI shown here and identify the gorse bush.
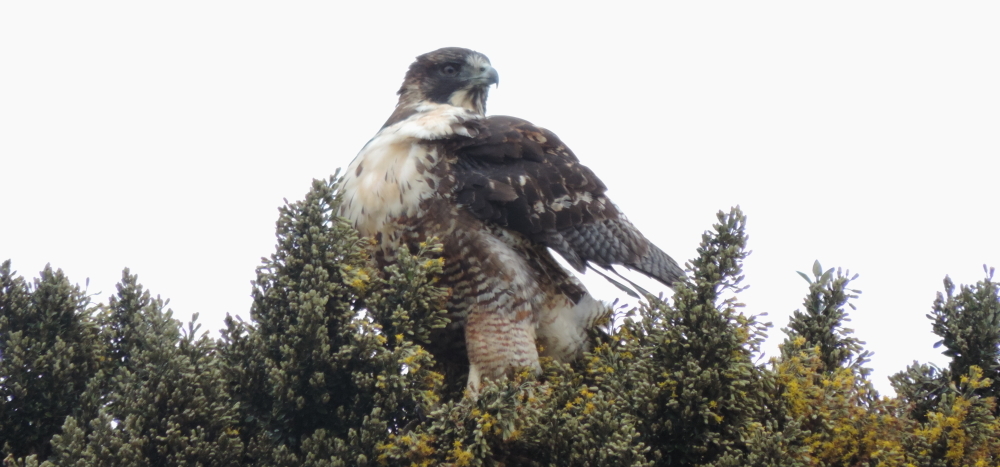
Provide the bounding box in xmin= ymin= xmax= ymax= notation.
xmin=2 ymin=177 xmax=998 ymax=466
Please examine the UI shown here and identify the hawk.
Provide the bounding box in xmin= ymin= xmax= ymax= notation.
xmin=338 ymin=47 xmax=685 ymax=391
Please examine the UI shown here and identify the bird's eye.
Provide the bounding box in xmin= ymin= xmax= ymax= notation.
xmin=442 ymin=65 xmax=458 ymax=75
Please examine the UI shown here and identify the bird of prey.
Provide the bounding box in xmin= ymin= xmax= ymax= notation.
xmin=337 ymin=47 xmax=684 ymax=391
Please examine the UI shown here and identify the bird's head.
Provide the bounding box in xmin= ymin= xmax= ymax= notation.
xmin=396 ymin=47 xmax=499 ymax=116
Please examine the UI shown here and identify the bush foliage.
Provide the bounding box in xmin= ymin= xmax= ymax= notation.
xmin=3 ymin=177 xmax=998 ymax=466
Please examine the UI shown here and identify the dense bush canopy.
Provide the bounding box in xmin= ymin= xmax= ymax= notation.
xmin=3 ymin=178 xmax=998 ymax=466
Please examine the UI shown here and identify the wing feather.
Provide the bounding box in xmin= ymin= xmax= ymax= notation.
xmin=448 ymin=116 xmax=686 ymax=287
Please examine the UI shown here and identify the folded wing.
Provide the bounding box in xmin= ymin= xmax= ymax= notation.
xmin=448 ymin=115 xmax=685 ymax=288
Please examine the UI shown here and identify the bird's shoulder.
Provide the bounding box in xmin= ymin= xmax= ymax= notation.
xmin=442 ymin=115 xmax=616 ymax=237
xmin=443 ymin=115 xmax=581 ymax=167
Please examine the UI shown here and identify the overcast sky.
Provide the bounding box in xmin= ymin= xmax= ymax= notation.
xmin=2 ymin=2 xmax=998 ymax=395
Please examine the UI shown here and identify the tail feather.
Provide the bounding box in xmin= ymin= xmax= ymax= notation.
xmin=546 ymin=218 xmax=687 ymax=289
xmin=631 ymin=242 xmax=686 ymax=288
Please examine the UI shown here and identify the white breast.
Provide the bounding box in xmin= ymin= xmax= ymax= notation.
xmin=337 ymin=103 xmax=480 ymax=238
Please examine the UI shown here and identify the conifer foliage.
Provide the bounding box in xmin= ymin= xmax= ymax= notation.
xmin=2 ymin=178 xmax=999 ymax=466
xmin=618 ymin=209 xmax=801 ymax=466
xmin=775 ymin=265 xmax=890 ymax=466
xmin=782 ymin=263 xmax=870 ymax=375
xmin=3 ymin=267 xmax=244 ymax=467
xmin=218 ymin=176 xmax=447 ymax=466
xmin=889 ymin=268 xmax=1000 ymax=465
xmin=929 ymin=268 xmax=1000 ymax=404
xmin=0 ymin=263 xmax=101 ymax=461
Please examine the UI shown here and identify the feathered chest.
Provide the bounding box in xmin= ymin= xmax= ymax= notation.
xmin=337 ymin=104 xmax=479 ymax=238
xmin=337 ymin=138 xmax=444 ymax=238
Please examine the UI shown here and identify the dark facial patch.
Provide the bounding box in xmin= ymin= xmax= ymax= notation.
xmin=400 ymin=47 xmax=493 ymax=104
xmin=426 ymin=61 xmax=472 ymax=103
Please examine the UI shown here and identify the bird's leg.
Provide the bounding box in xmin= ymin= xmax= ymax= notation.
xmin=464 ymin=307 xmax=539 ymax=394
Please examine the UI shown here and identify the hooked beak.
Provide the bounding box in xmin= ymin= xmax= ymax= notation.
xmin=472 ymin=65 xmax=499 ymax=88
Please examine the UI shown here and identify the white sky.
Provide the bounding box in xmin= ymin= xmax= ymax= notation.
xmin=2 ymin=2 xmax=998 ymax=395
